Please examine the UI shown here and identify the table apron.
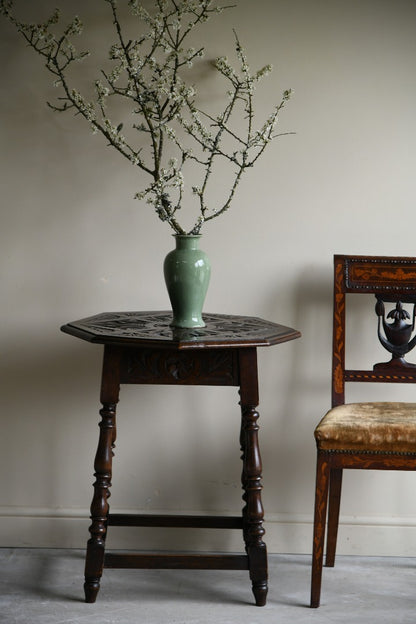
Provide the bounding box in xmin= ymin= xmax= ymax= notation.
xmin=118 ymin=346 xmax=242 ymax=386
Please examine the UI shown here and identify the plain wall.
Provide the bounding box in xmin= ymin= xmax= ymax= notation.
xmin=1 ymin=0 xmax=416 ymax=556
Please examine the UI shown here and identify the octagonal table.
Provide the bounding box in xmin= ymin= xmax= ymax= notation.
xmin=61 ymin=311 xmax=300 ymax=606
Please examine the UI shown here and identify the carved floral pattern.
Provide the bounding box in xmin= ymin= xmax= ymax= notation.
xmin=63 ymin=311 xmax=299 ymax=348
xmin=124 ymin=349 xmax=235 ymax=384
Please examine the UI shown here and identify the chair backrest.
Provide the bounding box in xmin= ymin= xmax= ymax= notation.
xmin=332 ymin=255 xmax=416 ymax=407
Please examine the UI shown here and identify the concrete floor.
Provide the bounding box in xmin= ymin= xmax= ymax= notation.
xmin=1 ymin=548 xmax=415 ymax=623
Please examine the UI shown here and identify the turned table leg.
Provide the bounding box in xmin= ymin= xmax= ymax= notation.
xmin=84 ymin=346 xmax=120 ymax=603
xmin=238 ymin=348 xmax=268 ymax=607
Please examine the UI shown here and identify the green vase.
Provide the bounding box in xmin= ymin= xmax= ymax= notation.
xmin=163 ymin=235 xmax=211 ymax=328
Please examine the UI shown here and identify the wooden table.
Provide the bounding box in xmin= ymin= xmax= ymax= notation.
xmin=61 ymin=311 xmax=300 ymax=606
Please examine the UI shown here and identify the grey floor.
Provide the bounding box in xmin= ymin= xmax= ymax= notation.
xmin=1 ymin=549 xmax=415 ymax=623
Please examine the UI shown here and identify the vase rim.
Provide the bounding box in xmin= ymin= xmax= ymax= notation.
xmin=173 ymin=233 xmax=201 ymax=238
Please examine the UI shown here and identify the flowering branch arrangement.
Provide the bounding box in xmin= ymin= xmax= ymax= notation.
xmin=1 ymin=0 xmax=292 ymax=235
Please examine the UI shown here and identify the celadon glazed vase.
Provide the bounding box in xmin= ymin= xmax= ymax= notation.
xmin=163 ymin=235 xmax=211 ymax=328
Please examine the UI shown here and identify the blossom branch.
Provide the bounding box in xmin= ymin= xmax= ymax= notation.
xmin=1 ymin=0 xmax=292 ymax=235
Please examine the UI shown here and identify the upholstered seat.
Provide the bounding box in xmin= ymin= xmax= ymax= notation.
xmin=315 ymin=402 xmax=416 ymax=453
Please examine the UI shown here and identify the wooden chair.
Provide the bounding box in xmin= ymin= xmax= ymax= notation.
xmin=311 ymin=255 xmax=416 ymax=608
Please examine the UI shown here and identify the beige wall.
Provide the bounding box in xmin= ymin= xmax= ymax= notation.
xmin=2 ymin=0 xmax=416 ymax=555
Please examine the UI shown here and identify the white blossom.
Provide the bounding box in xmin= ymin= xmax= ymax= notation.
xmin=71 ymin=89 xmax=96 ymax=122
xmin=67 ymin=16 xmax=83 ymax=36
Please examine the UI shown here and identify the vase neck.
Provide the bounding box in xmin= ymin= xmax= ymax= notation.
xmin=174 ymin=235 xmax=201 ymax=250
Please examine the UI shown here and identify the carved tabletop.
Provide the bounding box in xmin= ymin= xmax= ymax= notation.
xmin=61 ymin=311 xmax=301 ymax=349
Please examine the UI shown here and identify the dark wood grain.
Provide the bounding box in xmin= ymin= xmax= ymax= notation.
xmin=61 ymin=311 xmax=300 ymax=607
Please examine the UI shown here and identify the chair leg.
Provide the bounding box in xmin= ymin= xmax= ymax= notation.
xmin=325 ymin=468 xmax=343 ymax=567
xmin=310 ymin=453 xmax=330 ymax=608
